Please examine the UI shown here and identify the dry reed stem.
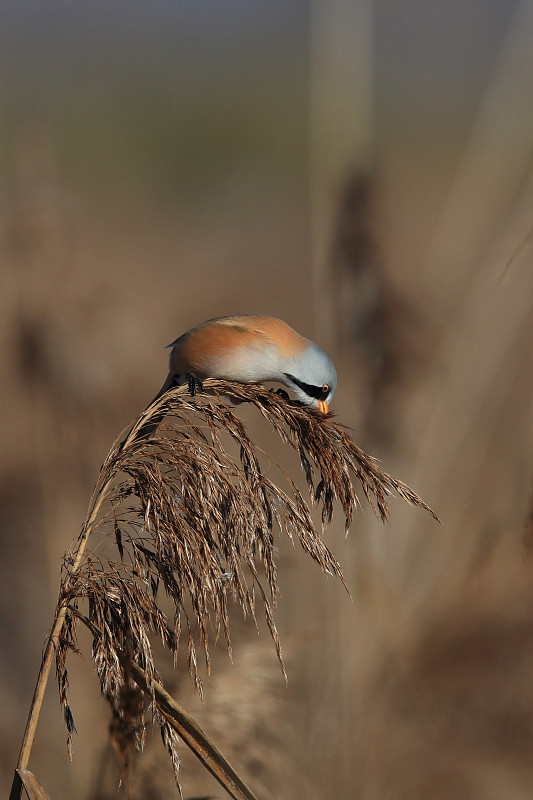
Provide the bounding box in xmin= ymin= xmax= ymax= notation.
xmin=128 ymin=658 xmax=259 ymax=800
xmin=14 ymin=458 xmax=115 ymax=773
xmin=15 ymin=379 xmax=438 ymax=795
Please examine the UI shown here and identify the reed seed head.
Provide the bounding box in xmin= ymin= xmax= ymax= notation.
xmin=55 ymin=380 xmax=437 ymax=785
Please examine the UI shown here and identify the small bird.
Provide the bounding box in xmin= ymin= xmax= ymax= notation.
xmin=155 ymin=315 xmax=337 ymax=412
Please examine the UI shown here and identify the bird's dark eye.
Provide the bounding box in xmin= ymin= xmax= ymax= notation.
xmin=322 ymin=384 xmax=329 ymax=394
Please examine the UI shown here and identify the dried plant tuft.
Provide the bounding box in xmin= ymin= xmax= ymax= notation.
xmin=42 ymin=380 xmax=437 ymax=791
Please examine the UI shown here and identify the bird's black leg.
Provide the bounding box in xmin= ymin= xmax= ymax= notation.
xmin=269 ymin=387 xmax=290 ymax=402
xmin=187 ymin=372 xmax=204 ymax=396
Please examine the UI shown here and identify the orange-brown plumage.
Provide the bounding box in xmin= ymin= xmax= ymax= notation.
xmin=169 ymin=316 xmax=307 ymax=377
xmin=155 ymin=315 xmax=337 ymax=412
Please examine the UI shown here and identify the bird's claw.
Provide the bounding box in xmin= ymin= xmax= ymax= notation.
xmin=269 ymin=387 xmax=290 ymax=402
xmin=187 ymin=373 xmax=204 ymax=396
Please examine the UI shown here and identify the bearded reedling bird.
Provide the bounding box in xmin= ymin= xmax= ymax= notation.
xmin=155 ymin=315 xmax=337 ymax=412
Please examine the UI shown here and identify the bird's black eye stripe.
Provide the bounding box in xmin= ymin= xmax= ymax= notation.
xmin=284 ymin=373 xmax=330 ymax=401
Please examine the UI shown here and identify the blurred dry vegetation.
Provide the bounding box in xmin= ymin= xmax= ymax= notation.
xmin=2 ymin=1 xmax=533 ymax=798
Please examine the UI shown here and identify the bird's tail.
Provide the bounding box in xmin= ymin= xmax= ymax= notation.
xmin=119 ymin=372 xmax=176 ymax=451
xmin=151 ymin=371 xmax=176 ymax=404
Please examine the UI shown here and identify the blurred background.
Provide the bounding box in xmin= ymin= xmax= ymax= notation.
xmin=2 ymin=1 xmax=533 ymax=797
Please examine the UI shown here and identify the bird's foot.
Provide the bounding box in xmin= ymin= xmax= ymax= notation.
xmin=186 ymin=373 xmax=204 ymax=396
xmin=269 ymin=387 xmax=290 ymax=402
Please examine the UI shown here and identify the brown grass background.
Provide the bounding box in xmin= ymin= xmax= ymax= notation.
xmin=2 ymin=2 xmax=533 ymax=798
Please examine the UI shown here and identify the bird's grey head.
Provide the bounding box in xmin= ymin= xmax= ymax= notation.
xmin=282 ymin=342 xmax=337 ymax=411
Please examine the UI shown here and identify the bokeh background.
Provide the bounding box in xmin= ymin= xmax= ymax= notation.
xmin=3 ymin=1 xmax=533 ymax=798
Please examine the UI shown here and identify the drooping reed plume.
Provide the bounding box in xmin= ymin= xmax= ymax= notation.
xmin=14 ymin=380 xmax=437 ymax=799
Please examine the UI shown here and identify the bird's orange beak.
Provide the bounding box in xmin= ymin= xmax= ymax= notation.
xmin=318 ymin=400 xmax=328 ymax=414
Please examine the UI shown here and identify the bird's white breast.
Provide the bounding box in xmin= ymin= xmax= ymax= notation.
xmin=213 ymin=341 xmax=282 ymax=383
